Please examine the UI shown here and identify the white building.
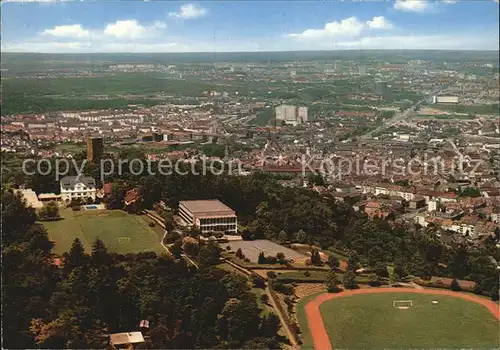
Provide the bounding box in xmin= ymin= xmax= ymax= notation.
xmin=60 ymin=175 xmax=97 ymax=203
xmin=178 ymin=200 xmax=238 ymax=234
xmin=275 ymin=105 xmax=297 ymax=124
xmin=298 ymin=107 xmax=308 ymax=123
xmin=428 ymin=199 xmax=438 ymax=212
xmin=433 ymin=96 xmax=459 ymax=104
xmin=275 ymin=105 xmax=308 ymax=126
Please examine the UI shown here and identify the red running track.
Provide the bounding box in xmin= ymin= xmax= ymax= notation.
xmin=304 ymin=287 xmax=500 ymax=350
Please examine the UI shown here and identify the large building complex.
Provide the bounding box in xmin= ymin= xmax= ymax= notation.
xmin=275 ymin=105 xmax=308 ymax=126
xmin=86 ymin=136 xmax=104 ymax=163
xmin=178 ymin=200 xmax=238 ymax=234
xmin=60 ymin=175 xmax=97 ymax=203
xmin=433 ymin=95 xmax=459 ymax=104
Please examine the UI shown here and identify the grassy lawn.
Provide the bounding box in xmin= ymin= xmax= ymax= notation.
xmin=42 ymin=208 xmax=164 ymax=254
xmin=318 ymin=292 xmax=499 ymax=349
xmin=277 ymin=270 xmax=328 ymax=283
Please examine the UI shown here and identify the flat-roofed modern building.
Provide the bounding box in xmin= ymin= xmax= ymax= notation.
xmin=178 ymin=200 xmax=238 ymax=234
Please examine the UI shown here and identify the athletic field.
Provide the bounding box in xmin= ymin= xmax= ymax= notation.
xmin=42 ymin=208 xmax=164 ymax=254
xmin=299 ymin=289 xmax=499 ymax=349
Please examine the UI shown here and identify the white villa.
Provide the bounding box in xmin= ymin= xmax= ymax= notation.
xmin=60 ymin=175 xmax=97 ymax=203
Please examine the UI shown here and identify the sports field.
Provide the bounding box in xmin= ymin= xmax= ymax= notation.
xmin=299 ymin=289 xmax=500 ymax=349
xmin=42 ymin=208 xmax=164 ymax=254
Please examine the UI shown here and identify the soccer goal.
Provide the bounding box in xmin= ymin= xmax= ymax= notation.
xmin=393 ymin=300 xmax=413 ymax=309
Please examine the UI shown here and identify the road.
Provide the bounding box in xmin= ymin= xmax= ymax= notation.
xmin=144 ymin=210 xmax=199 ymax=268
xmin=361 ymin=89 xmax=443 ymax=139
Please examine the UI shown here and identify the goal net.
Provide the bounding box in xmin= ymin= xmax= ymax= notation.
xmin=393 ymin=300 xmax=413 ymax=309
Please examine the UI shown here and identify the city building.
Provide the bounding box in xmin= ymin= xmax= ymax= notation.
xmin=275 ymin=105 xmax=308 ymax=126
xmin=359 ymin=65 xmax=367 ymax=76
xmin=86 ymin=136 xmax=104 ymax=163
xmin=178 ymin=199 xmax=238 ymax=234
xmin=298 ymin=106 xmax=308 ymax=123
xmin=432 ymin=95 xmax=459 ymax=104
xmin=60 ymin=175 xmax=97 ymax=203
xmin=375 ymin=81 xmax=389 ymax=100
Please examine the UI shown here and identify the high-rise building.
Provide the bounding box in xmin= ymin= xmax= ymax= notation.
xmin=86 ymin=136 xmax=103 ymax=163
xmin=275 ymin=105 xmax=308 ymax=126
xmin=375 ymin=81 xmax=389 ymax=100
xmin=359 ymin=65 xmax=367 ymax=76
xmin=275 ymin=105 xmax=297 ymax=124
xmin=298 ymin=107 xmax=308 ymax=123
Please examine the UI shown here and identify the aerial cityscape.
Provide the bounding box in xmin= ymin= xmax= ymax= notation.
xmin=1 ymin=1 xmax=499 ymax=349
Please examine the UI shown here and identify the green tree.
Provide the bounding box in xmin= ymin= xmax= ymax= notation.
xmin=296 ymin=229 xmax=308 ymax=243
xmin=347 ymin=251 xmax=360 ymax=272
xmin=327 ymin=255 xmax=340 ymax=270
xmin=197 ymin=241 xmax=222 ymax=267
xmin=91 ymin=238 xmax=111 ymax=266
xmin=310 ymin=249 xmax=322 ymax=265
xmin=325 ymin=271 xmax=339 ymax=292
xmin=343 ymin=270 xmax=358 ymax=289
xmin=182 ymin=237 xmax=200 ymax=256
xmin=258 ymin=252 xmax=267 ymax=264
xmin=63 ymin=238 xmax=88 ymax=271
xmin=277 ymin=230 xmax=288 ymax=244
xmin=38 ymin=201 xmax=60 ymax=221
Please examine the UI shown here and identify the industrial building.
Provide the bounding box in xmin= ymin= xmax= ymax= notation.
xmin=433 ymin=95 xmax=459 ymax=104
xmin=86 ymin=136 xmax=104 ymax=163
xmin=178 ymin=200 xmax=238 ymax=234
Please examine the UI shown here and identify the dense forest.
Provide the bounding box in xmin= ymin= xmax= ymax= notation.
xmin=2 ymin=189 xmax=282 ymax=348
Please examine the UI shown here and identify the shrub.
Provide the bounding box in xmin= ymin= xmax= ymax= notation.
xmin=260 ymin=294 xmax=269 ymax=304
xmin=244 ymin=258 xmax=250 ymax=262
xmin=304 ymin=271 xmax=311 ymax=277
xmin=226 ymin=245 xmax=231 ymax=251
xmin=251 ymin=273 xmax=266 ymax=288
xmin=235 ymin=248 xmax=244 ymax=259
xmin=164 ymin=232 xmax=181 ymax=245
xmin=450 ymin=278 xmax=461 ymax=291
xmin=148 ymin=222 xmax=156 ymax=227
xmin=267 ymin=271 xmax=277 ymax=279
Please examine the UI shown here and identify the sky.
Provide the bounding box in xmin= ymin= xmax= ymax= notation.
xmin=1 ymin=0 xmax=499 ymax=53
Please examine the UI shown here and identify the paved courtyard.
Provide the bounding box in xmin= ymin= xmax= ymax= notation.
xmin=223 ymin=239 xmax=306 ymax=262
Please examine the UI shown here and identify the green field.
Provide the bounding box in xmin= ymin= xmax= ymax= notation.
xmin=42 ymin=208 xmax=164 ymax=254
xmin=300 ymin=292 xmax=499 ymax=349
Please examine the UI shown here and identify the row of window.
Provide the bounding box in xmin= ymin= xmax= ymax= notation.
xmin=199 ymin=217 xmax=237 ymax=225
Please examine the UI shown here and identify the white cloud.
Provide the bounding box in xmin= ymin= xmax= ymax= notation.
xmin=367 ymin=16 xmax=393 ymax=29
xmin=169 ymin=3 xmax=207 ymax=19
xmin=441 ymin=0 xmax=457 ymax=3
xmin=288 ymin=16 xmax=392 ymax=40
xmin=153 ymin=21 xmax=167 ymax=29
xmin=104 ymin=20 xmax=147 ymax=39
xmin=42 ymin=24 xmax=90 ymax=38
xmin=2 ymin=32 xmax=498 ymax=53
xmin=393 ymin=0 xmax=430 ymax=12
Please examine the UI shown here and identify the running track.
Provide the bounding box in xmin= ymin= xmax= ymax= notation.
xmin=304 ymin=288 xmax=500 ymax=350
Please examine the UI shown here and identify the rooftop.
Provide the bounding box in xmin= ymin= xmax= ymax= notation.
xmin=179 ymin=199 xmax=235 ymax=217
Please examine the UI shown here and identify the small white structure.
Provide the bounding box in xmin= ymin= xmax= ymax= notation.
xmin=60 ymin=175 xmax=96 ymax=203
